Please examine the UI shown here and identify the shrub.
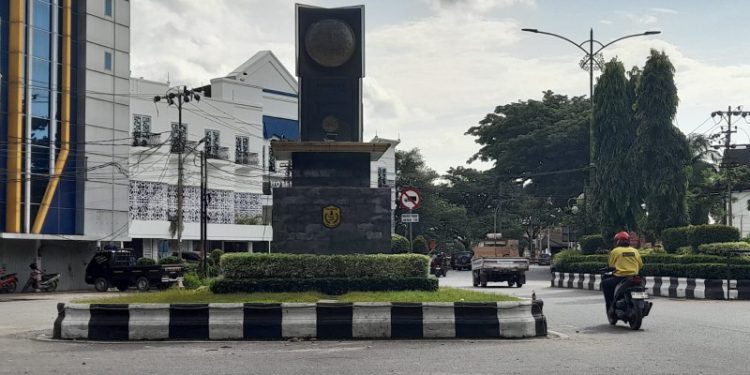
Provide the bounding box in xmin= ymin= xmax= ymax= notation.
xmin=210 ymin=277 xmax=439 ymax=295
xmin=580 ymin=235 xmax=605 ymax=255
xmin=551 ymin=249 xmax=582 ymax=266
xmin=697 ymin=242 xmax=750 ymax=256
xmin=675 ymin=246 xmax=694 ymax=255
xmin=182 ymin=272 xmax=210 ymax=289
xmin=412 ymin=235 xmax=428 ymax=254
xmin=221 ymin=253 xmax=430 ymax=280
xmin=391 ymin=234 xmax=411 ymax=254
xmin=136 ymin=257 xmax=156 ymax=266
xmin=689 ymin=225 xmax=740 ymax=249
xmin=158 ymin=255 xmax=183 ymax=265
xmin=210 ymin=249 xmax=224 ymax=265
xmin=661 ymin=226 xmax=693 ymax=253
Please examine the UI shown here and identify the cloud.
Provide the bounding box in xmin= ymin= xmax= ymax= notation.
xmin=651 ymin=7 xmax=678 ymax=14
xmin=599 ymin=20 xmax=613 ymax=25
xmin=425 ymin=0 xmax=536 ymax=14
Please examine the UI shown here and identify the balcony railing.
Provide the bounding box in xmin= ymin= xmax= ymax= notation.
xmin=132 ymin=132 xmax=161 ymax=147
xmin=207 ymin=146 xmax=230 ymax=161
xmin=236 ymin=152 xmax=259 ymax=166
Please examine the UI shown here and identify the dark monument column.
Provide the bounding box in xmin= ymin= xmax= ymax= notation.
xmin=271 ymin=5 xmax=392 ymax=254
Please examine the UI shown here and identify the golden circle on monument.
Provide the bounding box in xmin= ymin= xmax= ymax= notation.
xmin=322 ymin=115 xmax=340 ymax=133
xmin=304 ymin=19 xmax=356 ymax=68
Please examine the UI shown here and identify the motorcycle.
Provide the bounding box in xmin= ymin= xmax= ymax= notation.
xmin=602 ymin=268 xmax=653 ymax=330
xmin=430 ymin=255 xmax=448 ymax=278
xmin=0 ymin=268 xmax=19 ymax=293
xmin=21 ymin=271 xmax=61 ymax=293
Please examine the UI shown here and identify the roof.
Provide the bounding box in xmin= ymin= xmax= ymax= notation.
xmin=226 ymin=51 xmax=298 ymax=94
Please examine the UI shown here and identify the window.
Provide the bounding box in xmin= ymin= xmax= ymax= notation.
xmin=205 ymin=129 xmax=220 ymax=157
xmin=133 ymin=114 xmax=152 ymax=134
xmin=268 ymin=146 xmax=276 ymax=172
xmin=104 ymin=51 xmax=112 ymax=71
xmin=235 ymin=136 xmax=249 ymax=164
xmin=105 ymin=0 xmax=113 ymax=16
xmin=170 ymin=122 xmax=187 ymax=153
xmin=378 ymin=167 xmax=388 ymax=188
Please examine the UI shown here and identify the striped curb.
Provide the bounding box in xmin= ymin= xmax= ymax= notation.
xmin=53 ymin=300 xmax=547 ymax=340
xmin=551 ymin=272 xmax=750 ymax=300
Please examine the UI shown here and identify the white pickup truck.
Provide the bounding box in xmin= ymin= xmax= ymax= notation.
xmin=471 ymin=236 xmax=529 ymax=288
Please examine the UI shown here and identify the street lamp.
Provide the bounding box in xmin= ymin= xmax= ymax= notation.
xmin=521 ymin=27 xmax=661 ymax=229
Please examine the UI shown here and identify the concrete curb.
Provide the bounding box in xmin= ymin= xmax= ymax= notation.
xmin=551 ymin=272 xmax=750 ymax=300
xmin=53 ymin=300 xmax=547 ymax=340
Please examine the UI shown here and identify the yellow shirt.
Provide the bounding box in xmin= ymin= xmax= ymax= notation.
xmin=608 ymin=246 xmax=643 ymax=277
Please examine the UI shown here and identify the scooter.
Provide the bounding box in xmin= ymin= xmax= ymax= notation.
xmin=430 ymin=256 xmax=448 ymax=278
xmin=602 ymin=268 xmax=653 ymax=330
xmin=21 ymin=271 xmax=61 ymax=293
xmin=0 ymin=268 xmax=18 ymax=293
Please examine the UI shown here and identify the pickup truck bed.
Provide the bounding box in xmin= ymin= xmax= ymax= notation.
xmin=471 ymin=257 xmax=529 ymax=288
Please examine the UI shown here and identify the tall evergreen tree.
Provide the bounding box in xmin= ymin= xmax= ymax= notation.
xmin=631 ymin=50 xmax=690 ymax=236
xmin=592 ymin=59 xmax=640 ymax=236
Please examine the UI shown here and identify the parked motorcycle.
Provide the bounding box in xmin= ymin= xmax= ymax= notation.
xmin=0 ymin=268 xmax=19 ymax=293
xmin=430 ymin=254 xmax=448 ymax=278
xmin=21 ymin=264 xmax=60 ymax=293
xmin=602 ymin=268 xmax=653 ymax=330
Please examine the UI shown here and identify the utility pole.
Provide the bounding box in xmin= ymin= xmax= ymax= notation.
xmin=200 ymin=149 xmax=208 ymax=277
xmin=712 ymin=106 xmax=749 ymax=226
xmin=154 ymin=86 xmax=202 ymax=257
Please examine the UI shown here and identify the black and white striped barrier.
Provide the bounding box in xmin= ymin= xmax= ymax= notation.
xmin=53 ymin=301 xmax=547 ymax=340
xmin=551 ymin=272 xmax=750 ymax=300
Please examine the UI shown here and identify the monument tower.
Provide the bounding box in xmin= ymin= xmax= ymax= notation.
xmin=271 ymin=4 xmax=392 ymax=254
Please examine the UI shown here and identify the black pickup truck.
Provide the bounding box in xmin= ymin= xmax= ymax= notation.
xmin=85 ymin=250 xmax=183 ymax=292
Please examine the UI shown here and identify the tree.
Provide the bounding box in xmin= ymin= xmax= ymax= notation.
xmin=630 ymin=50 xmax=690 ymax=236
xmin=591 ymin=59 xmax=641 ymax=236
xmin=686 ymin=134 xmax=722 ymax=225
xmin=466 ymin=91 xmax=590 ymax=206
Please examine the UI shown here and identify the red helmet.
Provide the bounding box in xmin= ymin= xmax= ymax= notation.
xmin=614 ymin=231 xmax=630 ymax=243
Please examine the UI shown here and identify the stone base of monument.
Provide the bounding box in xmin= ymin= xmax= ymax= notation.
xmin=272 ymin=186 xmax=391 ymax=254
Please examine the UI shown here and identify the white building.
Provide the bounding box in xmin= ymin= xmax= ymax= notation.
xmin=370 ymin=137 xmax=399 ymax=234
xmin=0 ymin=0 xmax=131 ymax=290
xmin=730 ymin=191 xmax=750 ymax=238
xmin=128 ymin=51 xmax=298 ymax=258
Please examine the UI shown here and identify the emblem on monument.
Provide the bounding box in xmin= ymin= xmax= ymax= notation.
xmin=323 ymin=205 xmax=341 ymax=228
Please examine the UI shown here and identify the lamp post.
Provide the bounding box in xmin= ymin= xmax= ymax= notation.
xmin=521 ymin=28 xmax=661 ymax=230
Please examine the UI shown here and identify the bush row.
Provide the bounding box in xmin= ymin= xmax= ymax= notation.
xmin=662 ymin=225 xmax=740 ymax=253
xmin=697 ymin=242 xmax=750 ymax=256
xmin=580 ymin=235 xmax=606 ymax=255
xmin=554 ymin=261 xmax=750 ymax=280
xmin=220 ymin=253 xmax=430 ymax=280
xmin=556 ymin=253 xmax=750 ymax=266
xmin=210 ymin=277 xmax=439 ymax=295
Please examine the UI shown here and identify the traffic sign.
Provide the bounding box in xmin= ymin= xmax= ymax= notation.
xmin=401 ymin=213 xmax=419 ymax=223
xmin=399 ymin=187 xmax=422 ymax=210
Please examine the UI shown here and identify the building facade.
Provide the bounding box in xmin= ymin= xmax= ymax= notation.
xmin=369 ymin=137 xmax=399 ymax=234
xmin=0 ymin=0 xmax=130 ymax=290
xmin=128 ymin=51 xmax=299 ymax=258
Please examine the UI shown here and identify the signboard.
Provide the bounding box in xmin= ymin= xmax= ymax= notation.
xmin=322 ymin=205 xmax=341 ymax=228
xmin=401 ymin=213 xmax=419 ymax=223
xmin=399 ymin=187 xmax=422 ymax=210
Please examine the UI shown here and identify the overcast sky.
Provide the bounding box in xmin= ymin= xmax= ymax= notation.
xmin=131 ymin=0 xmax=750 ymax=175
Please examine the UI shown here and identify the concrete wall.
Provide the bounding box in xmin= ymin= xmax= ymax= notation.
xmin=272 ymin=187 xmax=392 ymax=254
xmin=0 ymin=240 xmax=98 ymax=291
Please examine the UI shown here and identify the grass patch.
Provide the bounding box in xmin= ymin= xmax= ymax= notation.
xmin=74 ymin=287 xmax=520 ymax=304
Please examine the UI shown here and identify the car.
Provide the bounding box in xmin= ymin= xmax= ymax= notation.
xmin=450 ymin=251 xmax=473 ymax=271
xmin=538 ymin=253 xmax=551 ymax=266
xmin=85 ymin=250 xmax=183 ymax=292
xmin=176 ymin=251 xmax=202 ymax=263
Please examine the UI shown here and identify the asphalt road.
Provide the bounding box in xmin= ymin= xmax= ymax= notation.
xmin=1 ymin=267 xmax=749 ymax=374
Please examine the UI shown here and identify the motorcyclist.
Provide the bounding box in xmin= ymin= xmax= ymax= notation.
xmin=602 ymin=231 xmax=643 ymax=314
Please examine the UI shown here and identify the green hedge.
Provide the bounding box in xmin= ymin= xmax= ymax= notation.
xmin=221 ymin=253 xmax=429 ymax=280
xmin=580 ymin=235 xmax=606 ymax=255
xmin=210 ymin=277 xmax=439 ymax=295
xmin=662 ymin=226 xmax=692 ymax=253
xmin=697 ymin=242 xmax=750 ymax=256
xmin=136 ymin=257 xmax=156 ymax=266
xmin=158 ymin=256 xmax=183 ymax=265
xmin=689 ymin=225 xmax=740 ymax=249
xmin=557 ymin=253 xmax=750 ymax=266
xmin=392 ymin=234 xmax=410 ymax=254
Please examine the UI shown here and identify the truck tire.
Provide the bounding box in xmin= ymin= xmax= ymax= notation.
xmin=515 ymin=281 xmax=523 ymax=288
xmin=507 ymin=281 xmax=513 ymax=287
xmin=480 ymin=272 xmax=488 ymax=288
xmin=94 ymin=277 xmax=109 ymax=292
xmin=136 ymin=277 xmax=150 ymax=292
xmin=472 ymin=272 xmax=479 ymax=287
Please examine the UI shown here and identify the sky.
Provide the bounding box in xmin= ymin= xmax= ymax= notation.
xmin=131 ymin=0 xmax=750 ymax=175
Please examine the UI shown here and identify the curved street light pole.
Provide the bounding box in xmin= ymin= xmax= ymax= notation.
xmin=521 ymin=27 xmax=661 ymax=231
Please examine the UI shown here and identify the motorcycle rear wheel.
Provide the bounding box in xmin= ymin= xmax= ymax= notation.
xmin=3 ymin=281 xmax=17 ymax=293
xmin=629 ymin=301 xmax=643 ymax=330
xmin=48 ymin=280 xmax=58 ymax=292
